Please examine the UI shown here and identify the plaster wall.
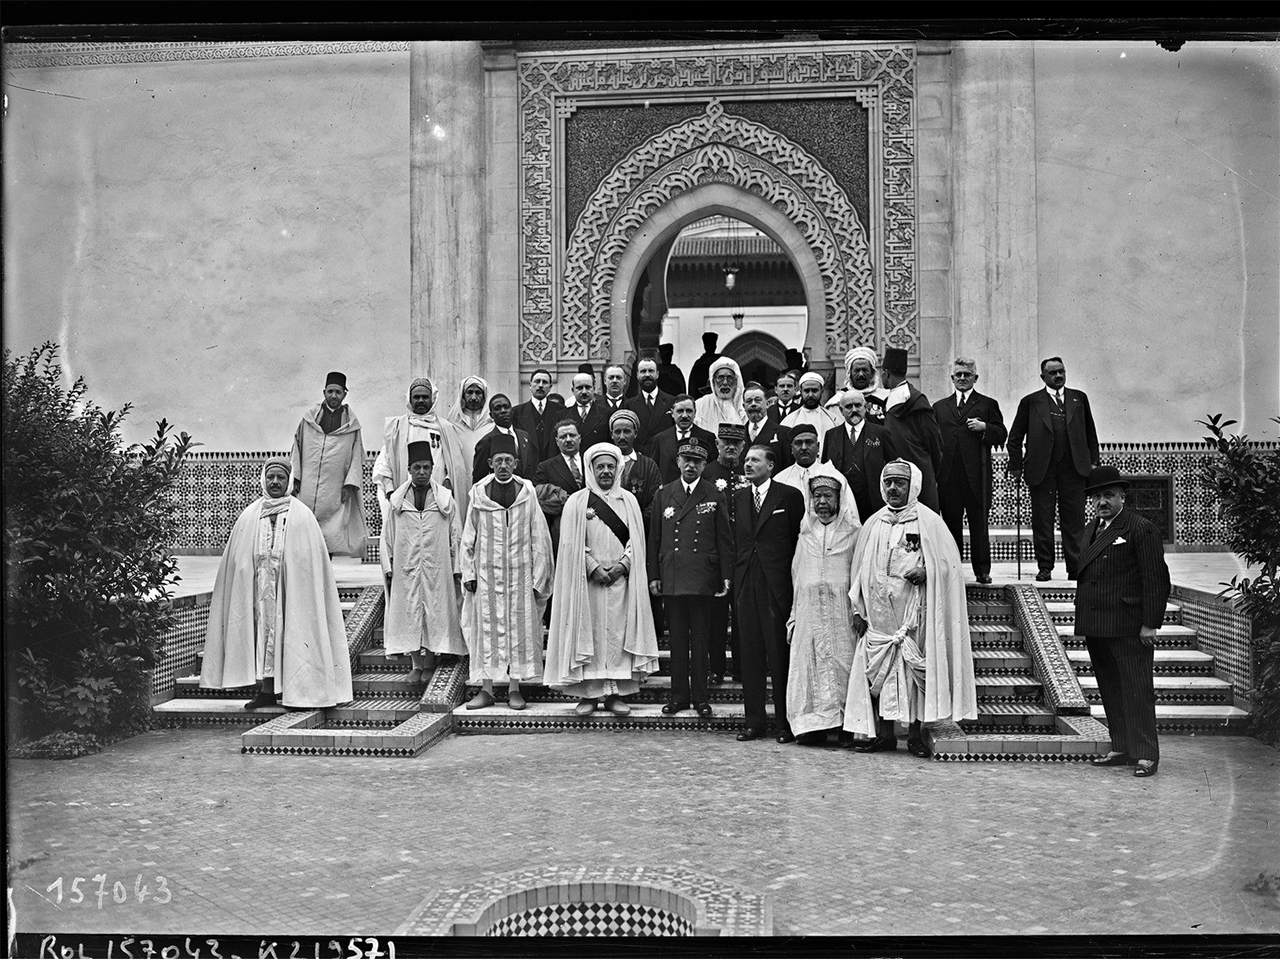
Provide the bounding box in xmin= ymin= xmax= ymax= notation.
xmin=3 ymin=49 xmax=411 ymax=451
xmin=1032 ymin=41 xmax=1279 ymax=442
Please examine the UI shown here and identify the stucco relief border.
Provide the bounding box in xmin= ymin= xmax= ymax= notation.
xmin=515 ymin=42 xmax=918 ymax=366
xmin=4 ymin=40 xmax=409 ymax=69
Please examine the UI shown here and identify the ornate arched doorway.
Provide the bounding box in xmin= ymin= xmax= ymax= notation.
xmin=721 ymin=331 xmax=789 ymax=389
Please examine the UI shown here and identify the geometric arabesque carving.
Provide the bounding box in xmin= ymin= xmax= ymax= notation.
xmin=564 ymin=100 xmax=874 ymax=361
xmin=517 ymin=42 xmax=918 ymax=366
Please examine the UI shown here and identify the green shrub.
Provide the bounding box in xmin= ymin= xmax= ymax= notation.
xmin=3 ymin=342 xmax=194 ymax=745
xmin=9 ymin=731 xmax=102 ymax=760
xmin=1200 ymin=414 xmax=1280 ymax=747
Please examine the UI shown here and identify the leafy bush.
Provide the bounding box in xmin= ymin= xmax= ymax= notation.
xmin=1200 ymin=414 xmax=1280 ymax=746
xmin=4 ymin=342 xmax=194 ymax=746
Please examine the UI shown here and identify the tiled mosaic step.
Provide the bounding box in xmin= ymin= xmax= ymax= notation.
xmin=1090 ymin=703 xmax=1251 ymax=732
xmin=1067 ymin=648 xmax=1216 ymax=675
xmin=350 ymin=670 xmax=424 ymax=695
xmin=1057 ymin=624 xmax=1199 ymax=648
xmin=973 ymin=675 xmax=1042 ymax=699
xmin=326 ymin=697 xmax=422 ymax=725
xmin=963 ymin=702 xmax=1058 ymax=728
xmin=930 ymin=715 xmax=1112 ymax=762
xmin=153 ymin=697 xmax=287 ymax=726
xmin=1078 ymin=675 xmax=1234 ymax=704
xmin=464 ymin=677 xmax=748 ymax=705
xmin=973 ymin=648 xmax=1034 ymax=672
xmin=454 ymin=701 xmax=771 ymax=734
xmin=241 ymin=708 xmax=452 ymax=757
xmin=1044 ymin=601 xmax=1182 ymax=625
xmin=173 ymin=676 xmax=257 ymax=698
xmin=964 ymin=603 xmax=1015 ymax=623
xmin=969 ymin=625 xmax=1022 ymax=647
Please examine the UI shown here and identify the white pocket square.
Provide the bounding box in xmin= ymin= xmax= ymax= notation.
xmin=771 ymin=508 xmax=785 ymax=515
xmin=1113 ymin=536 xmax=1127 ymax=544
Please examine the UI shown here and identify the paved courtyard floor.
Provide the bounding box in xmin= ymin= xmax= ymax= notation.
xmin=8 ymin=726 xmax=1279 ymax=941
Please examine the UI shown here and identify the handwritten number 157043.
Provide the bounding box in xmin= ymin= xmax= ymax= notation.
xmin=46 ymin=874 xmax=172 ymax=907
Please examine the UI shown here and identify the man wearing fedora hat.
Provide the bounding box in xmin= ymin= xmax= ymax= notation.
xmin=878 ymin=347 xmax=943 ymax=513
xmin=1075 ymin=465 xmax=1170 ymax=778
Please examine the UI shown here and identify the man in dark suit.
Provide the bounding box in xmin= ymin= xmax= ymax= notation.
xmin=472 ymin=393 xmax=537 ymax=483
xmin=649 ymin=394 xmax=716 ymax=483
xmin=601 ymin=363 xmax=630 ymax=415
xmin=1074 ymin=466 xmax=1171 ymax=778
xmin=767 ymin=369 xmax=802 ymax=422
xmin=744 ymin=381 xmax=792 ymax=471
xmin=532 ymin=419 xmax=585 ymax=554
xmin=823 ymin=387 xmax=895 ymax=523
xmin=512 ymin=368 xmax=565 ymax=466
xmin=733 ymin=443 xmax=805 ymax=743
xmin=565 ymin=372 xmax=611 ymax=451
xmin=648 ymin=439 xmax=733 ymax=719
xmin=932 ymin=358 xmax=1008 ymax=584
xmin=703 ymin=423 xmax=749 ymax=684
xmin=624 ymin=356 xmax=676 ymax=452
xmin=687 ymin=331 xmax=720 ymax=399
xmin=878 ymin=347 xmax=943 ymax=513
xmin=1006 ymin=356 xmax=1100 ymax=581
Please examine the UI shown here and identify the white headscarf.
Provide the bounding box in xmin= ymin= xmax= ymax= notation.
xmin=259 ymin=458 xmax=294 ymax=517
xmin=694 ymin=356 xmax=746 ymax=432
xmin=800 ymin=474 xmax=861 ymax=538
xmin=446 ymin=375 xmax=493 ymax=430
xmin=879 ymin=459 xmax=922 ymax=523
xmin=844 ymin=346 xmax=880 ymax=391
xmin=583 ymin=442 xmax=625 ymax=498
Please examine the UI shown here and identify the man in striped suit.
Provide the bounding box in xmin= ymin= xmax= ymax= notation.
xmin=1074 ymin=466 xmax=1171 ymax=778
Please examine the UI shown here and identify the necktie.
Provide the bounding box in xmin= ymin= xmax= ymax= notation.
xmin=958 ymin=392 xmax=967 ymax=408
xmin=753 ymin=486 xmax=763 ymax=515
xmin=579 ymin=405 xmax=588 ymax=420
xmin=569 ymin=458 xmax=582 ymax=486
xmin=647 ymin=394 xmax=654 ymax=407
xmin=1054 ymin=390 xmax=1064 ymax=411
xmin=535 ymin=401 xmax=543 ymax=415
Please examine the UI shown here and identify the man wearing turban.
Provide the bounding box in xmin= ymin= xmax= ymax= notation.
xmin=372 ymin=377 xmax=471 ymax=525
xmin=781 ymin=371 xmax=840 ymax=456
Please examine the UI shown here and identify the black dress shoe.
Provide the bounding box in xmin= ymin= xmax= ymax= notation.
xmin=736 ymin=727 xmax=765 ymax=741
xmin=976 ymin=575 xmax=993 ymax=584
xmin=1133 ymin=760 xmax=1159 ymax=778
xmin=661 ymin=700 xmax=691 ymax=715
xmin=1035 ymin=570 xmax=1052 ymax=582
xmin=1090 ymin=752 xmax=1132 ymax=767
xmin=907 ymin=737 xmax=930 ymax=758
xmin=776 ymin=729 xmax=796 ymax=744
xmin=853 ymin=737 xmax=896 ymax=753
xmin=836 ymin=731 xmax=855 ymax=749
xmin=694 ymin=702 xmax=713 ymax=718
xmin=796 ymin=731 xmax=827 ymax=747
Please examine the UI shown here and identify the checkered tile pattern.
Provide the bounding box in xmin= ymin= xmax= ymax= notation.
xmin=1170 ymin=586 xmax=1254 ymax=707
xmin=486 ymin=902 xmax=691 ymax=936
xmin=152 ymin=597 xmax=211 ymax=702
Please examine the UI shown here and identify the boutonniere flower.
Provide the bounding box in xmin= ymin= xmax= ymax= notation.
xmin=585 ymin=507 xmax=597 ymax=520
xmin=904 ymin=533 xmax=921 ymax=553
xmin=664 ymin=506 xmax=675 ymax=519
xmin=867 ymin=438 xmax=880 ymax=448
xmin=714 ymin=478 xmax=728 ymax=491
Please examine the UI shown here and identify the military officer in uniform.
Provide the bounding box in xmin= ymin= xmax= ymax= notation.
xmin=648 ymin=439 xmax=734 ymax=719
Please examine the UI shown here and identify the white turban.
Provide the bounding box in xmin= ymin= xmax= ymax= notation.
xmin=798 ymin=371 xmax=825 ymax=389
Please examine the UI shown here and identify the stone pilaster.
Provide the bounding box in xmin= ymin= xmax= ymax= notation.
xmin=410 ymin=41 xmax=486 ymax=384
xmin=950 ymin=41 xmax=1040 ymax=398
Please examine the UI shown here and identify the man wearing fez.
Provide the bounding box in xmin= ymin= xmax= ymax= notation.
xmin=744 ymin=381 xmax=792 ymax=470
xmin=656 ymin=342 xmax=686 ymax=397
xmin=933 ymin=358 xmax=1008 ymax=584
xmin=823 ymin=388 xmax=893 ymax=524
xmin=289 ymin=371 xmax=368 ymax=558
xmin=533 ymin=419 xmax=586 ymax=554
xmin=733 ymin=443 xmax=805 ymax=742
xmin=648 ymin=438 xmax=733 ymax=720
xmin=650 ymin=394 xmax=716 ymax=483
xmin=611 ymin=409 xmax=662 ymax=526
xmin=1006 ymin=357 xmax=1100 ymax=581
xmin=776 ymin=422 xmax=851 ymax=514
xmin=472 ymin=392 xmax=537 ymax=484
xmin=843 ymin=460 xmax=976 ymax=757
xmin=624 ymin=356 xmax=676 ymax=453
xmin=202 ymin=458 xmax=353 ymax=711
xmin=782 ymin=371 xmax=840 ymax=456
xmin=787 ymin=474 xmax=862 ymax=746
xmin=373 ymin=377 xmax=470 ymax=525
xmin=844 ymin=346 xmax=889 ymax=423
xmin=703 ymin=422 xmax=752 ymax=684
xmin=566 ymin=371 xmax=612 ymax=451
xmin=1076 ymin=466 xmax=1170 ymax=778
xmin=688 ymin=330 xmax=721 ymax=399
xmin=768 ymin=369 xmax=802 ymax=421
xmin=878 ymin=347 xmax=944 ymax=513
xmin=381 ymin=441 xmax=467 ymax=685
xmin=512 ymin=368 xmax=566 ymax=466
xmin=461 ymin=432 xmax=554 ymax=711
xmin=544 ymin=443 xmax=660 ymax=717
